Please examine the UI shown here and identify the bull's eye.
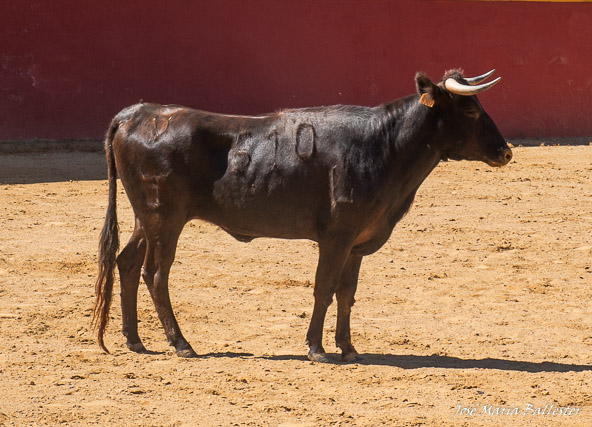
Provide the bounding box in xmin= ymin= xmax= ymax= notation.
xmin=464 ymin=108 xmax=481 ymax=119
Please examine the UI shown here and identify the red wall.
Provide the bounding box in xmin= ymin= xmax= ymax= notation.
xmin=1 ymin=0 xmax=591 ymax=140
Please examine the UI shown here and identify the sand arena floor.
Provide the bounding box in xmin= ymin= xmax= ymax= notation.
xmin=0 ymin=146 xmax=591 ymax=425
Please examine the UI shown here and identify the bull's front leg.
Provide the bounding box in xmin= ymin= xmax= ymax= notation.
xmin=335 ymin=254 xmax=363 ymax=362
xmin=306 ymin=237 xmax=354 ymax=363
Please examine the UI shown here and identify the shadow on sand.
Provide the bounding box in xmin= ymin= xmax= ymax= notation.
xmin=0 ymin=151 xmax=106 ymax=184
xmin=262 ymin=353 xmax=592 ymax=373
xmin=124 ymin=348 xmax=592 ymax=372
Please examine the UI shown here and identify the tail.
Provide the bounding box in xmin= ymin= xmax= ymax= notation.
xmin=92 ymin=120 xmax=120 ymax=353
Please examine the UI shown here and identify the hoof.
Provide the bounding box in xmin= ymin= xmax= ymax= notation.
xmin=127 ymin=342 xmax=147 ymax=353
xmin=176 ymin=347 xmax=198 ymax=358
xmin=308 ymin=350 xmax=333 ymax=364
xmin=341 ymin=350 xmax=360 ymax=363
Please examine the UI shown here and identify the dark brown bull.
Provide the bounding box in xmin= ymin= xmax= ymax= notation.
xmin=93 ymin=69 xmax=512 ymax=362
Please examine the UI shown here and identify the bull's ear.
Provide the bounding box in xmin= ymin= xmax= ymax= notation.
xmin=415 ymin=72 xmax=442 ymax=108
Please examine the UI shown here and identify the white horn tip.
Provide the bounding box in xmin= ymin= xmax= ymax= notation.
xmin=465 ymin=69 xmax=496 ymax=85
xmin=445 ymin=75 xmax=501 ymax=96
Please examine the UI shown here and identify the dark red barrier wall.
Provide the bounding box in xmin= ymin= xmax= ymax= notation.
xmin=1 ymin=1 xmax=591 ymax=140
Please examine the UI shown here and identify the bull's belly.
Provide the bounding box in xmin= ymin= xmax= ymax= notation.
xmin=190 ymin=186 xmax=322 ymax=243
xmin=196 ymin=209 xmax=318 ymax=242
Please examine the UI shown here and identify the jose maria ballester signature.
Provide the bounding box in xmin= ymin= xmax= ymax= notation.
xmin=453 ymin=403 xmax=581 ymax=418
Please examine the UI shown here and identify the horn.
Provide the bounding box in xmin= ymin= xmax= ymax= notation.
xmin=444 ymin=76 xmax=501 ymax=96
xmin=465 ymin=69 xmax=496 ymax=85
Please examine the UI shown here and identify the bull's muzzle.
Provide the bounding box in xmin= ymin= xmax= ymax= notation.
xmin=487 ymin=147 xmax=513 ymax=167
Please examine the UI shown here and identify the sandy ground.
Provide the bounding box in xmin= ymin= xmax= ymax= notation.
xmin=0 ymin=146 xmax=591 ymax=426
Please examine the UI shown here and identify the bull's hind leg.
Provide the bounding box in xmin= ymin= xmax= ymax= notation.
xmin=306 ymin=237 xmax=354 ymax=363
xmin=335 ymin=255 xmax=362 ymax=362
xmin=117 ymin=218 xmax=147 ymax=353
xmin=142 ymin=221 xmax=197 ymax=358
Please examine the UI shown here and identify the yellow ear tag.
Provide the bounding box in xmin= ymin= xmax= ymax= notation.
xmin=420 ymin=93 xmax=435 ymax=108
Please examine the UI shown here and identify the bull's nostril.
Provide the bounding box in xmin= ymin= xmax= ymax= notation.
xmin=503 ymin=149 xmax=513 ymax=163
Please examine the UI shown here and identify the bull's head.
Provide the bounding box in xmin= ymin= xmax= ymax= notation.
xmin=416 ymin=69 xmax=512 ymax=167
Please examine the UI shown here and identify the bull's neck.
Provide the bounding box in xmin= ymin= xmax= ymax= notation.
xmin=378 ymin=96 xmax=443 ymax=200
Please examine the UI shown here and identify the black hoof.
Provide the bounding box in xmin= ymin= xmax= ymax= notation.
xmin=341 ymin=350 xmax=360 ymax=363
xmin=308 ymin=350 xmax=333 ymax=364
xmin=176 ymin=347 xmax=198 ymax=358
xmin=127 ymin=342 xmax=147 ymax=353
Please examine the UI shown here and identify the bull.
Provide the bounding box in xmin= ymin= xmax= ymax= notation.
xmin=93 ymin=69 xmax=512 ymax=362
